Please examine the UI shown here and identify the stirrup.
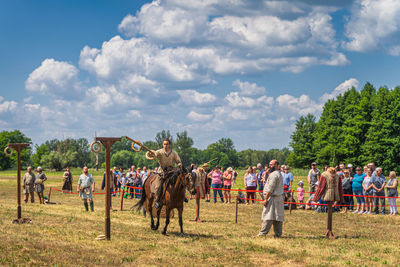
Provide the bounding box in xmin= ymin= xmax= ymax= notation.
xmin=155 ymin=202 xmax=161 ymax=209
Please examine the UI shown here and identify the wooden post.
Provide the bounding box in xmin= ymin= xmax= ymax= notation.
xmin=120 ymin=186 xmax=125 ymax=211
xmin=5 ymin=143 xmax=30 ymax=220
xmin=93 ymin=137 xmax=121 ymax=241
xmin=326 ymin=201 xmax=335 ymax=239
xmin=235 ymin=195 xmax=238 ymax=223
xmin=48 ymin=187 xmax=52 ymax=203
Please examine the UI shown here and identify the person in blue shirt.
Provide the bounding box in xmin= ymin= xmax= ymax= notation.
xmin=256 ymin=163 xmax=265 ymax=200
xmin=352 ymin=167 xmax=365 ymax=214
xmin=371 ymin=167 xmax=386 ymax=215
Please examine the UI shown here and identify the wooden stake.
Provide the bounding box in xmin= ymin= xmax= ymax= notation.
xmin=6 ymin=143 xmax=30 ymax=220
xmin=235 ymin=195 xmax=238 ymax=223
xmin=92 ymin=137 xmax=121 ymax=241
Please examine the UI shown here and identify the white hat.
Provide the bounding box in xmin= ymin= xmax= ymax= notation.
xmin=347 ymin=164 xmax=353 ymax=168
xmin=298 ymin=181 xmax=304 ymax=185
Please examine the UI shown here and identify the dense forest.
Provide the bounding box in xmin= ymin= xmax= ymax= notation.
xmin=287 ymin=82 xmax=400 ymax=174
xmin=0 ymin=130 xmax=289 ymax=170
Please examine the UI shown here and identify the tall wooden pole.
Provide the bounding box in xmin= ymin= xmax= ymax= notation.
xmin=6 ymin=143 xmax=30 ymax=220
xmin=93 ymin=137 xmax=120 ymax=241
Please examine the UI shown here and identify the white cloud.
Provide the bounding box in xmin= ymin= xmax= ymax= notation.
xmin=344 ymin=0 xmax=400 ymax=54
xmin=232 ymin=79 xmax=266 ymax=96
xmin=319 ymin=78 xmax=359 ymax=103
xmin=25 ymin=59 xmax=82 ymax=97
xmin=187 ymin=111 xmax=213 ymax=121
xmin=177 ymin=89 xmax=217 ymax=105
xmin=0 ymin=100 xmax=17 ymax=113
xmin=276 ymin=94 xmax=322 ymax=116
xmin=126 ymin=110 xmax=142 ymax=118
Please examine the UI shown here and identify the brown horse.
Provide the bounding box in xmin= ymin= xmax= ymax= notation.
xmin=135 ymin=166 xmax=196 ymax=236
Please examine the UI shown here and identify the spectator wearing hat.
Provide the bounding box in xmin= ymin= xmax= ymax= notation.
xmin=347 ymin=164 xmax=355 ymax=177
xmin=308 ymin=162 xmax=320 ymax=195
xmin=203 ymin=163 xmax=211 ymax=202
xmin=223 ymin=167 xmax=233 ymax=204
xmin=282 ymin=166 xmax=294 ymax=205
xmin=297 ymin=181 xmax=305 ymax=209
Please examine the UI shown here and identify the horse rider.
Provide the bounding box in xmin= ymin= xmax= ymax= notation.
xmin=146 ymin=138 xmax=182 ymax=209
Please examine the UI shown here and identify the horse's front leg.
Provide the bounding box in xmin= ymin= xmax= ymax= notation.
xmin=161 ymin=207 xmax=171 ymax=235
xmin=178 ymin=206 xmax=184 ymax=237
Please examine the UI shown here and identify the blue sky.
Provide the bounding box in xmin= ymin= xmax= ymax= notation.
xmin=1 ymin=0 xmax=400 ymax=150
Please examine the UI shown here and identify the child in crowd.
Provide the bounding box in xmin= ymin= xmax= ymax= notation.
xmin=237 ymin=189 xmax=245 ymax=204
xmin=297 ymin=181 xmax=305 ymax=209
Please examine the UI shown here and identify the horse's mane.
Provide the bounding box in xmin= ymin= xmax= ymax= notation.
xmin=164 ymin=166 xmax=187 ymax=185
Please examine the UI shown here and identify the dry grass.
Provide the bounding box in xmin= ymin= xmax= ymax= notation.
xmin=0 ymin=172 xmax=399 ymax=267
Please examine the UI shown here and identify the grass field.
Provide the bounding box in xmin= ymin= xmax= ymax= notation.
xmin=0 ymin=169 xmax=399 ymax=266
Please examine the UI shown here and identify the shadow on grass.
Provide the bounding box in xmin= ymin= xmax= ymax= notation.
xmin=281 ymin=234 xmax=363 ymax=240
xmin=160 ymin=231 xmax=220 ymax=239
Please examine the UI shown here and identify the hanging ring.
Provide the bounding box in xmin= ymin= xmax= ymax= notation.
xmin=131 ymin=140 xmax=142 ymax=152
xmin=90 ymin=141 xmax=102 ymax=153
xmin=4 ymin=146 xmax=13 ymax=156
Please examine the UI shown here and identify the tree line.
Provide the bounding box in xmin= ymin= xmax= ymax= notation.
xmin=0 ymin=129 xmax=289 ymax=171
xmin=287 ymin=82 xmax=400 ymax=174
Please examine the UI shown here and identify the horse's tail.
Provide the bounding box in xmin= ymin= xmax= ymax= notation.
xmin=134 ymin=179 xmax=147 ymax=212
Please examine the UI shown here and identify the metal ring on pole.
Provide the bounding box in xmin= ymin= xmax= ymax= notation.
xmin=90 ymin=141 xmax=102 ymax=153
xmin=4 ymin=146 xmax=13 ymax=156
xmin=131 ymin=140 xmax=142 ymax=152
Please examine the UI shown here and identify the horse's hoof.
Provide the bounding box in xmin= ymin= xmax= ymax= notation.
xmin=151 ymin=226 xmax=156 ymax=230
xmin=162 ymin=231 xmax=167 ymax=236
xmin=179 ymin=233 xmax=185 ymax=237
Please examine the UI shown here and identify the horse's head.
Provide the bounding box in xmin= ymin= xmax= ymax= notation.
xmin=182 ymin=165 xmax=196 ymax=196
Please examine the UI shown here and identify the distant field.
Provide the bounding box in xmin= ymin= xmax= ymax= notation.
xmin=1 ymin=171 xmax=399 ymax=266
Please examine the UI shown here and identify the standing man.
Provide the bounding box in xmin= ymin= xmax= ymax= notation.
xmin=282 ymin=166 xmax=294 ymax=202
xmin=258 ymin=160 xmax=284 ymax=237
xmin=308 ymin=162 xmax=320 ymax=195
xmin=145 ymin=138 xmax=182 ymax=209
xmin=23 ymin=166 xmax=35 ymax=203
xmin=77 ymin=166 xmax=95 ymax=212
xmin=194 ymin=166 xmax=206 ymax=222
xmin=62 ymin=166 xmax=73 ymax=192
xmin=256 ymin=163 xmax=265 ymax=200
xmin=371 ymin=167 xmax=386 ymax=215
xmin=34 ymin=167 xmax=47 ymax=204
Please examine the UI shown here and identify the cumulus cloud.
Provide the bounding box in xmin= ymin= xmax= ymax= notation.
xmin=25 ymin=59 xmax=82 ymax=98
xmin=187 ymin=111 xmax=213 ymax=121
xmin=0 ymin=100 xmax=17 ymax=113
xmin=320 ymin=78 xmax=359 ymax=103
xmin=177 ymin=89 xmax=217 ymax=105
xmin=344 ymin=0 xmax=400 ymax=54
xmin=232 ymin=80 xmax=266 ymax=96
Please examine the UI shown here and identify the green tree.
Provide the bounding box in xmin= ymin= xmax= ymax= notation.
xmin=0 ymin=130 xmax=32 ymax=170
xmin=175 ymin=131 xmax=194 ymax=166
xmin=111 ymin=150 xmax=136 ymax=169
xmin=287 ymin=114 xmax=317 ymax=168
